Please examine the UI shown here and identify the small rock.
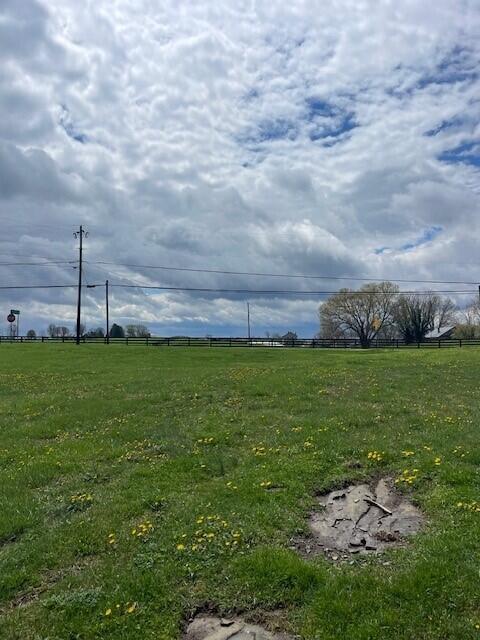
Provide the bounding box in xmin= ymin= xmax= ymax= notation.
xmin=220 ymin=619 xmax=234 ymax=627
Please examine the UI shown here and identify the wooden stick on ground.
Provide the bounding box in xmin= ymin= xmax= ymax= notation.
xmin=364 ymin=497 xmax=393 ymax=515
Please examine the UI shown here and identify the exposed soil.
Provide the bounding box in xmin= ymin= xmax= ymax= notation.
xmin=184 ymin=616 xmax=294 ymax=640
xmin=295 ymin=478 xmax=424 ymax=560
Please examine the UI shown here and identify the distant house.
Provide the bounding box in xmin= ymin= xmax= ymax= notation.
xmin=425 ymin=326 xmax=456 ymax=340
xmin=281 ymin=331 xmax=298 ymax=346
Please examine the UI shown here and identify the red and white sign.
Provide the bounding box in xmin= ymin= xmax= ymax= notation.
xmin=7 ymin=313 xmax=15 ymax=323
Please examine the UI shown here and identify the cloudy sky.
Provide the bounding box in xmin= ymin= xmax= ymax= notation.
xmin=1 ymin=0 xmax=479 ymax=336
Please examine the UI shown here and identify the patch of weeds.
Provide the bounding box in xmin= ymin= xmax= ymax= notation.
xmin=42 ymin=587 xmax=101 ymax=611
xmin=81 ymin=471 xmax=111 ymax=484
xmin=67 ymin=493 xmax=93 ymax=513
xmin=0 ymin=528 xmax=24 ymax=547
xmin=145 ymin=497 xmax=167 ymax=513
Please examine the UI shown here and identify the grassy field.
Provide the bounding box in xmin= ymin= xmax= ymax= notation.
xmin=0 ymin=345 xmax=479 ymax=639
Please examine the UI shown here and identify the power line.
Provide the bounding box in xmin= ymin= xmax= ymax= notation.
xmin=2 ymin=253 xmax=479 ymax=286
xmin=110 ymin=284 xmax=478 ymax=295
xmin=0 ymin=285 xmax=78 ymax=290
xmin=0 ymin=261 xmax=77 ymax=266
xmin=87 ymin=260 xmax=480 ymax=286
xmin=0 ymin=283 xmax=478 ymax=295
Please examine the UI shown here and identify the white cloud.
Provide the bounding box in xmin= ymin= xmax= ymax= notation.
xmin=1 ymin=0 xmax=479 ymax=336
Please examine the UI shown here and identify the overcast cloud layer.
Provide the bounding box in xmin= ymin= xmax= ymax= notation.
xmin=1 ymin=0 xmax=480 ymax=336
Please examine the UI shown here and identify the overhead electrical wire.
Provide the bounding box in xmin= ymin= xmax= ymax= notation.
xmin=0 ymin=285 xmax=78 ymax=290
xmin=109 ymin=284 xmax=478 ymax=295
xmin=3 ymin=255 xmax=480 ymax=286
xmin=4 ymin=281 xmax=467 ymax=295
xmin=0 ymin=260 xmax=77 ymax=266
xmin=87 ymin=260 xmax=480 ymax=286
xmin=0 ymin=282 xmax=477 ymax=295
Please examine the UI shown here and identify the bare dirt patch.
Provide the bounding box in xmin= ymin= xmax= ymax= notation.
xmin=184 ymin=616 xmax=294 ymax=640
xmin=295 ymin=478 xmax=424 ymax=560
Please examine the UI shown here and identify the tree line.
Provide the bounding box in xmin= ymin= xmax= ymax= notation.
xmin=319 ymin=281 xmax=478 ymax=347
xmin=29 ymin=323 xmax=152 ymax=339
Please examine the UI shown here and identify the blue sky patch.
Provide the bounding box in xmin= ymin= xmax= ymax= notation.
xmin=306 ymin=98 xmax=337 ymax=119
xmin=375 ymin=226 xmax=443 ymax=254
xmin=305 ymin=98 xmax=357 ymax=143
xmin=439 ymin=141 xmax=480 ymax=167
xmin=309 ymin=112 xmax=357 ymax=143
xmin=418 ymin=45 xmax=478 ymax=90
xmin=257 ymin=118 xmax=297 ymax=142
xmin=237 ymin=118 xmax=298 ymax=147
xmin=425 ymin=117 xmax=463 ymax=136
xmin=389 ymin=46 xmax=477 ymax=99
xmin=59 ymin=104 xmax=88 ymax=144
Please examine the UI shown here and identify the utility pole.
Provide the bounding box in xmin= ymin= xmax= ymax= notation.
xmin=73 ymin=226 xmax=88 ymax=345
xmin=105 ymin=279 xmax=110 ymax=344
xmin=247 ymin=302 xmax=251 ymax=340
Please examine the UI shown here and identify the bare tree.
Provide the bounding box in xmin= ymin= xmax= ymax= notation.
xmin=85 ymin=327 xmax=105 ymax=337
xmin=125 ymin=324 xmax=137 ymax=337
xmin=318 ymin=313 xmax=346 ymax=339
xmin=393 ymin=294 xmax=440 ymax=343
xmin=455 ymin=298 xmax=480 ymax=339
xmin=47 ymin=323 xmax=59 ymax=337
xmin=136 ymin=325 xmax=150 ymax=338
xmin=436 ymin=297 xmax=457 ymax=330
xmin=59 ymin=326 xmax=70 ymax=337
xmin=126 ymin=324 xmax=150 ymax=337
xmin=319 ymin=282 xmax=398 ymax=347
xmin=463 ymin=298 xmax=480 ymax=326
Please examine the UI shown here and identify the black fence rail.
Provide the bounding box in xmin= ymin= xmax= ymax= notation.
xmin=2 ymin=335 xmax=480 ymax=349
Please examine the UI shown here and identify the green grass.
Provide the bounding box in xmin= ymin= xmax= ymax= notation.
xmin=0 ymin=345 xmax=479 ymax=639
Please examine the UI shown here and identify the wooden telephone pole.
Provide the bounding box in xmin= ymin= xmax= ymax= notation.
xmin=73 ymin=226 xmax=88 ymax=345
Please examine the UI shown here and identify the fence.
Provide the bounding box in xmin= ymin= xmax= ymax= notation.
xmin=2 ymin=335 xmax=480 ymax=349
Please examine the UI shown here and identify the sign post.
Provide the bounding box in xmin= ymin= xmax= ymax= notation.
xmin=8 ymin=310 xmax=20 ymax=338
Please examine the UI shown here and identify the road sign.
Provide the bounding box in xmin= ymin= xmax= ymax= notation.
xmin=10 ymin=309 xmax=20 ymax=315
xmin=7 ymin=314 xmax=15 ymax=323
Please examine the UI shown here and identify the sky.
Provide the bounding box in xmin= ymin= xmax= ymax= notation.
xmin=1 ymin=0 xmax=480 ymax=337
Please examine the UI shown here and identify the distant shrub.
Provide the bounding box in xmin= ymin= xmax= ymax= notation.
xmin=453 ymin=324 xmax=480 ymax=340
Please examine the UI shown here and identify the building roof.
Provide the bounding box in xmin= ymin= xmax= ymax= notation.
xmin=425 ymin=326 xmax=456 ymax=339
